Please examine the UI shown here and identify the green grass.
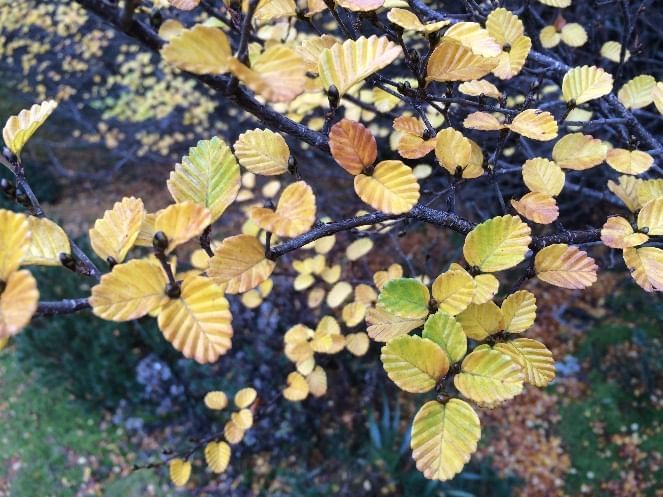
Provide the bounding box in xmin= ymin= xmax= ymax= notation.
xmin=0 ymin=350 xmax=161 ymax=497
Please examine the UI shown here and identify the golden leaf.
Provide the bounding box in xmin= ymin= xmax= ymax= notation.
xmin=411 ymin=399 xmax=480 ymax=481
xmin=606 ymin=149 xmax=654 ymax=175
xmin=560 ymin=23 xmax=587 ymax=47
xmin=601 ymin=41 xmax=630 ymax=63
xmin=354 ymin=160 xmax=420 ymax=214
xmin=234 ymin=129 xmax=290 ymax=176
xmin=552 ymin=133 xmax=607 ymax=170
xmin=463 ymin=111 xmax=506 ymax=131
xmin=608 ymin=175 xmax=642 ymax=212
xmin=329 ymin=119 xmax=377 ymax=175
xmin=653 ymin=81 xmax=663 ymax=114
xmin=454 ymin=348 xmax=524 ymax=407
xmin=346 ymin=238 xmax=373 ymax=261
xmin=508 ymin=109 xmax=558 ymax=141
xmin=2 ymin=100 xmax=58 ymax=157
xmin=204 ymin=391 xmax=229 ymax=410
xmin=306 ymin=365 xmax=328 ymax=397
xmin=158 ymin=275 xmax=233 ymax=363
xmin=23 ymin=217 xmax=70 ymax=266
xmin=205 ymin=441 xmax=231 ymax=473
xmin=618 ymin=75 xmax=656 ymax=109
xmin=0 ymin=210 xmax=30 ymax=280
xmin=90 ymin=259 xmax=168 ymax=321
xmin=601 ymin=216 xmax=648 ymax=249
xmin=539 ymin=25 xmax=560 ymax=48
xmin=326 ymin=281 xmax=353 ymax=308
xmin=522 ymin=157 xmax=565 ymax=196
xmin=637 ymin=179 xmax=663 ymax=206
xmin=169 ymin=459 xmax=191 ymax=487
xmin=319 ymin=35 xmax=402 ymax=95
xmin=336 ymin=0 xmax=384 ymax=11
xmin=167 ymin=137 xmax=240 ymax=222
xmin=623 ymin=247 xmax=663 ymax=292
xmin=283 ymin=371 xmax=309 ymax=401
xmin=346 ymin=332 xmax=370 ymax=356
xmin=463 ymin=215 xmax=532 ymax=272
xmin=511 ymin=192 xmax=559 ymax=224
xmin=168 ymin=0 xmax=200 ymax=9
xmin=228 ymin=45 xmax=307 ymax=103
xmin=154 ymin=202 xmax=211 ymax=253
xmin=534 ymin=244 xmax=598 ymax=289
xmin=472 ymin=273 xmax=500 ymax=304
xmin=500 ymin=290 xmax=536 ymax=333
xmin=366 ymin=306 xmax=424 ymax=342
xmin=386 ymin=8 xmax=450 ymax=33
xmin=431 ymin=269 xmax=475 ymax=316
xmin=458 ymin=79 xmax=501 ymax=99
xmin=254 ymin=0 xmax=297 ymax=21
xmin=638 ymin=198 xmax=663 ymax=236
xmin=89 ymin=197 xmax=145 ymax=263
xmin=208 ymin=235 xmax=275 ymax=294
xmin=494 ymin=338 xmax=555 ymax=387
xmin=235 ymin=387 xmax=258 ymax=408
xmin=445 ymin=22 xmax=502 ymax=57
xmin=426 ymin=38 xmax=499 ymax=82
xmin=250 ymin=181 xmax=316 ymax=237
xmin=435 ymin=127 xmax=472 ymax=174
xmin=380 ymin=335 xmax=449 ymax=393
xmin=456 ymin=301 xmax=503 ymax=340
xmin=562 ymin=65 xmax=614 ymax=104
xmin=161 ymin=25 xmax=231 ymax=75
xmin=492 ymin=36 xmax=531 ymax=80
xmin=0 ymin=270 xmax=38 ymax=339
xmin=224 ymin=419 xmax=246 ymax=444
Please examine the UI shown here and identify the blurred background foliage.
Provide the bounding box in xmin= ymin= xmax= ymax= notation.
xmin=0 ymin=0 xmax=662 ymax=496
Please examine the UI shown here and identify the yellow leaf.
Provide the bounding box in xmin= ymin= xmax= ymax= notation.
xmin=560 ymin=23 xmax=587 ymax=47
xmin=456 ymin=301 xmax=503 ymax=340
xmin=458 ymin=79 xmax=501 ymax=99
xmin=601 ymin=216 xmax=648 ymax=249
xmin=346 ymin=332 xmax=370 ymax=356
xmin=494 ymin=338 xmax=555 ymax=387
xmin=167 ymin=137 xmax=240 ymax=222
xmin=454 ymin=348 xmax=524 ymax=407
xmin=492 ymin=36 xmax=531 ymax=80
xmin=534 ymin=244 xmax=598 ymax=289
xmin=232 ymin=409 xmax=254 ymax=430
xmin=329 ymin=119 xmax=377 ymax=175
xmin=224 ymin=419 xmax=246 ymax=444
xmin=463 ymin=111 xmax=506 ymax=131
xmin=426 ymin=38 xmax=498 ymax=82
xmin=366 ymin=306 xmax=424 ymax=342
xmin=204 ymin=391 xmax=228 ymax=410
xmin=431 ymin=269 xmax=475 ymax=316
xmin=154 ymin=202 xmax=212 ymax=253
xmin=653 ymin=81 xmax=663 ymax=114
xmin=228 ymin=45 xmax=307 ymax=103
xmin=306 ymin=365 xmax=328 ymax=397
xmin=90 ymin=259 xmax=168 ymax=321
xmin=539 ymin=25 xmax=560 ymax=48
xmin=283 ymin=371 xmax=309 ymax=401
xmin=0 ymin=210 xmax=30 ymax=280
xmin=538 ymin=0 xmax=571 ymax=6
xmin=342 ymin=301 xmax=366 ymax=326
xmin=463 ymin=215 xmax=532 ymax=272
xmin=508 ymin=109 xmax=558 ymax=141
xmin=373 ymin=263 xmax=403 ymax=289
xmin=380 ymin=335 xmax=449 ymax=393
xmin=346 ymin=238 xmax=373 ymax=261
xmin=386 ymin=8 xmax=450 ymax=33
xmin=511 ymin=192 xmax=559 ymax=224
xmin=208 ymin=235 xmax=275 ymax=294
xmin=234 ymin=129 xmax=290 ymax=176
xmin=637 ymin=179 xmax=663 ymax=206
xmin=0 ymin=270 xmax=38 ymax=338
xmin=473 ymin=273 xmax=500 ymax=304
xmin=161 ymin=25 xmax=231 ymax=75
xmin=23 ymin=217 xmax=70 ymax=267
xmin=254 ymin=0 xmax=296 ymax=21
xmin=445 ymin=22 xmax=501 ymax=57
xmin=551 ymin=133 xmax=607 ymax=170
xmin=336 ymin=0 xmax=384 ymax=12
xmin=434 ymin=127 xmax=472 ymax=175
xmin=608 ymin=175 xmax=642 ymax=212
xmin=168 ymin=0 xmax=199 ymax=10
xmin=234 ymin=387 xmax=258 ymax=408
xmin=205 ymin=441 xmax=231 ymax=473
xmin=354 ymin=160 xmax=420 ymax=214
xmin=319 ymin=35 xmax=402 ymax=95
xmin=411 ymin=399 xmax=480 ymax=481
xmin=158 ymin=275 xmax=233 ymax=363
xmin=2 ymin=100 xmax=58 ymax=157
xmin=637 ymin=198 xmax=663 ymax=235
xmin=326 ymin=281 xmax=353 ymax=308
xmin=606 ymin=149 xmax=653 ymax=175
xmin=134 ymin=212 xmax=157 ymax=248
xmin=623 ymin=247 xmax=663 ymax=292
xmin=522 ymin=157 xmax=565 ymax=196
xmin=601 ymin=41 xmax=630 ymax=63
xmin=422 ymin=311 xmax=467 ymax=363
xmin=500 ymin=290 xmax=536 ymax=333
xmin=562 ymin=65 xmax=614 ymax=104
xmin=89 ymin=197 xmax=145 ymax=263
xmin=486 ymin=7 xmax=525 ymax=46
xmin=618 ymin=75 xmax=656 ymax=109
xmin=250 ymin=181 xmax=316 ymax=237
xmin=169 ymin=458 xmax=191 ymax=487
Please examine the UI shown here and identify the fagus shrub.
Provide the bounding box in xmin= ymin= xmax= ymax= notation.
xmin=0 ymin=0 xmax=662 ymax=488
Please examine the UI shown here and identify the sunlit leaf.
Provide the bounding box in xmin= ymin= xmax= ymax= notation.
xmin=204 ymin=391 xmax=228 ymax=410
xmin=534 ymin=244 xmax=598 ymax=289
xmin=380 ymin=335 xmax=449 ymax=393
xmin=411 ymin=399 xmax=480 ymax=481
xmin=508 ymin=109 xmax=558 ymax=141
xmin=346 ymin=332 xmax=370 ymax=356
xmin=601 ymin=216 xmax=648 ymax=249
xmin=426 ymin=38 xmax=498 ymax=82
xmin=250 ymin=181 xmax=316 ymax=237
xmin=2 ymin=100 xmax=57 ymax=157
xmin=387 ymin=8 xmax=450 ymax=33
xmin=169 ymin=459 xmax=191 ymax=487
xmin=637 ymin=198 xmax=663 ymax=235
xmin=454 ymin=348 xmax=524 ymax=407
xmin=283 ymin=371 xmax=309 ymax=401
xmin=522 ymin=157 xmax=565 ymax=196
xmin=606 ymin=148 xmax=653 ymax=175
xmin=618 ymin=75 xmax=656 ymax=109
xmin=22 ymin=217 xmax=70 ymax=266
xmin=445 ymin=22 xmax=501 ymax=57
xmin=154 ymin=202 xmax=211 ymax=253
xmin=158 ymin=275 xmax=233 ymax=363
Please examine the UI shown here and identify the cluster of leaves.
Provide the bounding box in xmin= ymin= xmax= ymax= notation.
xmin=1 ymin=0 xmax=662 ymax=489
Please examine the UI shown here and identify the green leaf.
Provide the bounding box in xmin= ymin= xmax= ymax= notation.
xmin=422 ymin=311 xmax=467 ymax=363
xmin=378 ymin=278 xmax=430 ymax=319
xmin=167 ymin=136 xmax=241 ymax=223
xmin=380 ymin=335 xmax=449 ymax=393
